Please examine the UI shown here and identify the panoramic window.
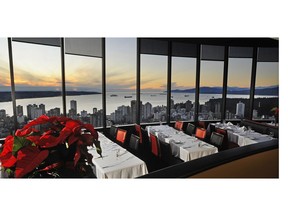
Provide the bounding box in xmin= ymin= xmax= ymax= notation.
xmin=226 ymin=58 xmax=252 ymax=120
xmin=254 ymin=61 xmax=279 ymax=121
xmin=199 ymin=45 xmax=224 ymax=121
xmin=65 ymin=54 xmax=103 ymax=127
xmin=0 ymin=38 xmax=13 ymax=138
xmin=171 ymin=57 xmax=196 ymax=121
xmin=11 ymin=40 xmax=62 ymax=128
xmin=105 ymin=38 xmax=136 ymax=126
xmin=140 ymin=54 xmax=168 ymax=123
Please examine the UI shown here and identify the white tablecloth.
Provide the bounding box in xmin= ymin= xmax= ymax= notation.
xmin=209 ymin=123 xmax=275 ymax=147
xmin=87 ymin=132 xmax=148 ymax=178
xmin=146 ymin=125 xmax=218 ymax=162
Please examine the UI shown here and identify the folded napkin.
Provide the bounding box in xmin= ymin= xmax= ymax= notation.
xmin=227 ymin=122 xmax=233 ymax=126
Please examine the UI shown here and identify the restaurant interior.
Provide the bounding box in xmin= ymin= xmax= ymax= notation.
xmin=1 ymin=2 xmax=286 ymax=216
xmin=0 ymin=37 xmax=279 ymax=179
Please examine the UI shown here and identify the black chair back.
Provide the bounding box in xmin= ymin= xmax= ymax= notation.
xmin=186 ymin=123 xmax=195 ymax=136
xmin=129 ymin=134 xmax=140 ymax=152
xmin=109 ymin=125 xmax=118 ymax=140
xmin=210 ymin=132 xmax=224 ymax=148
xmin=159 ymin=140 xmax=183 ymax=165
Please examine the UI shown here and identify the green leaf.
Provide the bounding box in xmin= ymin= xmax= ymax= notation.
xmin=5 ymin=168 xmax=14 ymax=177
xmin=12 ymin=136 xmax=31 ymax=156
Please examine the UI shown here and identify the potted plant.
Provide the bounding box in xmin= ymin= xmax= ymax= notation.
xmin=0 ymin=115 xmax=102 ymax=178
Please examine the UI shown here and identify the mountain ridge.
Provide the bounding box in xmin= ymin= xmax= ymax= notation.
xmin=171 ymin=86 xmax=278 ymax=95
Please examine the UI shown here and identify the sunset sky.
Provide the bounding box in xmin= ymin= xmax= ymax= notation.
xmin=0 ymin=37 xmax=279 ymax=92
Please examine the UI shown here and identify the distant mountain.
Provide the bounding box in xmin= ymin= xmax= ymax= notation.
xmin=171 ymin=86 xmax=278 ymax=95
xmin=0 ymin=91 xmax=101 ymax=102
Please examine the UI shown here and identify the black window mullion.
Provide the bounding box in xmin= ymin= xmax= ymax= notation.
xmin=60 ymin=38 xmax=67 ymax=117
xmin=136 ymin=38 xmax=141 ymax=125
xmin=249 ymin=47 xmax=258 ymax=120
xmin=167 ymin=41 xmax=172 ymax=123
xmin=221 ymin=46 xmax=229 ymax=121
xmin=194 ymin=44 xmax=201 ymax=122
xmin=7 ymin=38 xmax=18 ymax=130
xmin=102 ymin=38 xmax=106 ymax=128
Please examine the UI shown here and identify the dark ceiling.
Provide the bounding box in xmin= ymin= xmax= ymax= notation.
xmin=143 ymin=37 xmax=278 ymax=47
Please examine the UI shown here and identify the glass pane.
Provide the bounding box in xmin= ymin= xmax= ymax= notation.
xmin=199 ymin=61 xmax=224 ymax=120
xmin=226 ymin=58 xmax=252 ymax=120
xmin=171 ymin=57 xmax=196 ymax=121
xmin=12 ymin=41 xmax=62 ymax=128
xmin=65 ymin=54 xmax=103 ymax=127
xmin=253 ymin=62 xmax=279 ymax=120
xmin=0 ymin=38 xmax=14 ymax=138
xmin=140 ymin=54 xmax=167 ymax=123
xmin=105 ymin=38 xmax=136 ymax=126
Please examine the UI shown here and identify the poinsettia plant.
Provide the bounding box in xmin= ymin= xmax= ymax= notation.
xmin=0 ymin=115 xmax=102 ymax=178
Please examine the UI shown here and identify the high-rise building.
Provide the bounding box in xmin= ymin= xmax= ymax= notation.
xmin=185 ymin=100 xmax=192 ymax=112
xmin=0 ymin=109 xmax=6 ymax=118
xmin=131 ymin=100 xmax=137 ymax=123
xmin=143 ymin=102 xmax=152 ymax=120
xmin=27 ymin=104 xmax=37 ymax=120
xmin=90 ymin=109 xmax=103 ymax=127
xmin=39 ymin=104 xmax=45 ymax=115
xmin=131 ymin=100 xmax=142 ymax=123
xmin=47 ymin=108 xmax=61 ymax=117
xmin=81 ymin=110 xmax=87 ymax=118
xmin=236 ymin=101 xmax=245 ymax=118
xmin=16 ymin=105 xmax=23 ymax=116
xmin=70 ymin=100 xmax=77 ymax=114
xmin=31 ymin=107 xmax=44 ymax=119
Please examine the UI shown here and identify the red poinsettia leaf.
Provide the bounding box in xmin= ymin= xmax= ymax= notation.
xmin=0 ymin=135 xmax=14 ymax=158
xmin=65 ymin=120 xmax=81 ymax=130
xmin=0 ymin=152 xmax=17 ymax=168
xmin=81 ymin=134 xmax=94 ymax=146
xmin=72 ymin=126 xmax=82 ymax=136
xmin=57 ymin=127 xmax=72 ymax=144
xmin=26 ymin=136 xmax=41 ymax=145
xmin=23 ymin=115 xmax=50 ymax=129
xmin=15 ymin=146 xmax=49 ymax=178
xmin=38 ymin=134 xmax=60 ymax=148
xmin=74 ymin=146 xmax=81 ymax=167
xmin=83 ymin=124 xmax=97 ymax=139
xmin=68 ymin=134 xmax=79 ymax=146
xmin=15 ymin=128 xmax=32 ymax=137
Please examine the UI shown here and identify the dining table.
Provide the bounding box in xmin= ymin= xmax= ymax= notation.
xmin=87 ymin=132 xmax=148 ymax=178
xmin=207 ymin=122 xmax=276 ymax=147
xmin=146 ymin=125 xmax=218 ymax=162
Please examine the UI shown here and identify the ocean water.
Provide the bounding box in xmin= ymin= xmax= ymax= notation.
xmin=0 ymin=92 xmax=276 ymax=117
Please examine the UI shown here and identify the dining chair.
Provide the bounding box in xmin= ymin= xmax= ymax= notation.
xmin=195 ymin=127 xmax=207 ymax=140
xmin=116 ymin=128 xmax=127 ymax=145
xmin=209 ymin=132 xmax=224 ymax=149
xmin=129 ymin=134 xmax=140 ymax=153
xmin=197 ymin=121 xmax=206 ymax=129
xmin=215 ymin=128 xmax=239 ymax=150
xmin=186 ymin=123 xmax=196 ymax=136
xmin=150 ymin=133 xmax=160 ymax=157
xmin=159 ymin=139 xmax=183 ymax=166
xmin=109 ymin=125 xmax=118 ymax=141
xmin=134 ymin=124 xmax=143 ymax=144
xmin=174 ymin=121 xmax=183 ymax=131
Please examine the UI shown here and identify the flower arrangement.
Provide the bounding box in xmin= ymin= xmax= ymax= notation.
xmin=0 ymin=115 xmax=102 ymax=178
